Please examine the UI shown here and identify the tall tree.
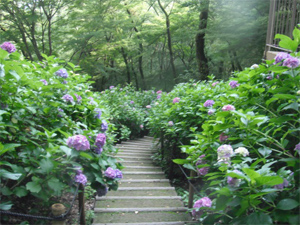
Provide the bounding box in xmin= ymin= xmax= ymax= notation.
xmin=196 ymin=0 xmax=210 ymax=80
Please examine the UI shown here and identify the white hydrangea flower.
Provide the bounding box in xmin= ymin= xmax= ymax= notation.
xmin=234 ymin=147 xmax=249 ymax=157
xmin=250 ymin=64 xmax=259 ymax=69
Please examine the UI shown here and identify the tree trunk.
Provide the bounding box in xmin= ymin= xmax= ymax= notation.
xmin=121 ymin=47 xmax=131 ymax=84
xmin=196 ymin=0 xmax=210 ymax=80
xmin=157 ymin=0 xmax=177 ymax=80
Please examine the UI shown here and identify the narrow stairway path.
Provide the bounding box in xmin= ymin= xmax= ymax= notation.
xmin=93 ymin=136 xmax=195 ymax=225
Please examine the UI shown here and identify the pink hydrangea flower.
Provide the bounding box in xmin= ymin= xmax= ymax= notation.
xmin=212 ymin=82 xmax=219 ymax=87
xmin=219 ymin=133 xmax=229 ymax=142
xmin=156 ymin=90 xmax=162 ymax=94
xmin=168 ymin=121 xmax=174 ymax=126
xmin=173 ymin=97 xmax=180 ymax=103
xmin=222 ymin=105 xmax=235 ymax=111
xmin=67 ymin=135 xmax=90 ymax=151
xmin=192 ymin=197 xmax=212 ymax=217
xmin=40 ymin=79 xmax=48 ymax=85
xmin=140 ymin=124 xmax=144 ymax=129
xmin=146 ymin=105 xmax=151 ymax=109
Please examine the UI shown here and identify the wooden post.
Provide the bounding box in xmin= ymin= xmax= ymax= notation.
xmin=51 ymin=203 xmax=66 ymax=225
xmin=160 ymin=131 xmax=164 ymax=162
xmin=188 ymin=170 xmax=196 ymax=209
xmin=78 ymin=183 xmax=86 ymax=225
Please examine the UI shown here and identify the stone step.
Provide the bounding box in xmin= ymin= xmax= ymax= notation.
xmin=93 ymin=211 xmax=191 ymax=223
xmin=106 ymin=187 xmax=177 ymax=197
xmin=96 ymin=198 xmax=184 ymax=208
xmin=119 ymin=161 xmax=155 ymax=167
xmin=117 ymin=152 xmax=153 ymax=157
xmin=118 ymin=156 xmax=152 ymax=160
xmin=94 ymin=207 xmax=187 ymax=212
xmin=94 ymin=222 xmax=196 ymax=225
xmin=122 ymin=173 xmax=166 ymax=179
xmin=117 ymin=147 xmax=154 ymax=151
xmin=122 ymin=167 xmax=162 ymax=172
xmin=118 ymin=149 xmax=155 ymax=154
xmin=118 ymin=180 xmax=170 ymax=187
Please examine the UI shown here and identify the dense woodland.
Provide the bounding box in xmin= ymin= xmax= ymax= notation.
xmin=0 ymin=0 xmax=270 ymax=91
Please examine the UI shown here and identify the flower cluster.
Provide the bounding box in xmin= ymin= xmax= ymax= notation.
xmin=208 ymin=109 xmax=215 ymax=115
xmin=62 ymin=94 xmax=74 ymax=103
xmin=40 ymin=79 xmax=48 ymax=85
xmin=295 ymin=143 xmax=300 ymax=153
xmin=196 ymin=154 xmax=209 ymax=176
xmin=146 ymin=105 xmax=151 ymax=109
xmin=219 ymin=133 xmax=229 ymax=142
xmin=75 ymin=169 xmax=88 ymax=185
xmin=67 ymin=135 xmax=90 ymax=151
xmin=227 ymin=170 xmax=242 ymax=187
xmin=234 ymin=147 xmax=249 ymax=157
xmin=101 ymin=120 xmax=108 ymax=132
xmin=217 ymin=144 xmax=233 ymax=161
xmin=212 ymin=81 xmax=219 ymax=87
xmin=168 ymin=121 xmax=174 ymax=126
xmin=55 ymin=68 xmax=68 ymax=78
xmin=94 ymin=108 xmax=102 ymax=119
xmin=229 ymin=80 xmax=239 ymax=88
xmin=283 ymin=57 xmax=300 ymax=68
xmin=104 ymin=167 xmax=123 ymax=179
xmin=250 ymin=64 xmax=259 ymax=69
xmin=203 ymin=100 xmax=215 ymax=107
xmin=74 ymin=94 xmax=82 ymax=103
xmin=173 ymin=97 xmax=180 ymax=103
xmin=156 ymin=90 xmax=162 ymax=94
xmin=192 ymin=197 xmax=212 ymax=217
xmin=0 ymin=42 xmax=16 ymax=53
xmin=94 ymin=133 xmax=106 ymax=154
xmin=222 ymin=104 xmax=235 ymax=111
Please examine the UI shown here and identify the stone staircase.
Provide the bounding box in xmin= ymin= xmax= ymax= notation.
xmin=93 ymin=136 xmax=195 ymax=225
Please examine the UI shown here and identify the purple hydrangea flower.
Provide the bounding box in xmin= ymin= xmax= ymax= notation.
xmin=58 ymin=108 xmax=64 ymax=112
xmin=101 ymin=120 xmax=108 ymax=132
xmin=222 ymin=105 xmax=235 ymax=111
xmin=40 ymin=79 xmax=48 ymax=85
xmin=62 ymin=80 xmax=68 ymax=84
xmin=74 ymin=94 xmax=82 ymax=103
xmin=168 ymin=121 xmax=174 ymax=126
xmin=208 ymin=109 xmax=215 ymax=115
xmin=283 ymin=57 xmax=300 ymax=68
xmin=96 ymin=185 xmax=108 ymax=197
xmin=266 ymin=75 xmax=273 ymax=80
xmin=75 ymin=173 xmax=88 ymax=185
xmin=275 ymin=52 xmax=291 ymax=64
xmin=192 ymin=197 xmax=212 ymax=217
xmin=227 ymin=170 xmax=242 ymax=187
xmin=55 ymin=69 xmax=68 ymax=78
xmin=0 ymin=42 xmax=16 ymax=53
xmin=203 ymin=100 xmax=215 ymax=107
xmin=219 ymin=133 xmax=229 ymax=142
xmin=156 ymin=90 xmax=162 ymax=94
xmin=295 ymin=143 xmax=300 ymax=153
xmin=104 ymin=167 xmax=117 ymax=179
xmin=217 ymin=144 xmax=234 ymax=159
xmin=173 ymin=97 xmax=180 ymax=103
xmin=109 ymin=86 xmax=115 ymax=89
xmin=115 ymin=169 xmax=123 ymax=179
xmin=67 ymin=135 xmax=90 ymax=151
xmin=197 ymin=167 xmax=209 ymax=176
xmin=274 ymin=178 xmax=289 ymax=189
xmin=157 ymin=95 xmax=161 ymax=99
xmin=130 ymin=101 xmax=134 ymax=104
xmin=229 ymin=80 xmax=240 ymax=88
xmin=62 ymin=94 xmax=74 ymax=103
xmin=95 ymin=133 xmax=106 ymax=148
xmin=94 ymin=108 xmax=102 ymax=119
xmin=95 ymin=146 xmax=103 ymax=154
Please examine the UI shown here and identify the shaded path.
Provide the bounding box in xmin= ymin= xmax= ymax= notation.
xmin=93 ymin=136 xmax=194 ymax=225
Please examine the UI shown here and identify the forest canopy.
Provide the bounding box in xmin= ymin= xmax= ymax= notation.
xmin=0 ymin=0 xmax=270 ymax=91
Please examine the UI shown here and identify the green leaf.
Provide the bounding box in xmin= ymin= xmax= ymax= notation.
xmin=246 ymin=212 xmax=273 ymax=225
xmin=39 ymin=159 xmax=54 ymax=173
xmin=273 ymin=94 xmax=297 ymax=100
xmin=80 ymin=151 xmax=94 ymax=160
xmin=14 ymin=186 xmax=28 ymax=197
xmin=48 ymin=177 xmax=65 ymax=193
xmin=60 ymin=146 xmax=72 ymax=156
xmin=0 ymin=169 xmax=22 ymax=180
xmin=0 ymin=202 xmax=12 ymax=210
xmin=275 ymin=34 xmax=299 ymax=52
xmin=242 ymin=168 xmax=260 ymax=182
xmin=0 ymin=110 xmax=10 ymax=116
xmin=26 ymin=181 xmax=41 ymax=193
xmin=277 ymin=199 xmax=299 ymax=210
xmin=255 ymin=176 xmax=283 ymax=187
xmin=0 ymin=143 xmax=20 ymax=156
xmin=9 ymin=70 xmax=20 ymax=81
xmin=173 ymin=159 xmax=190 ymax=164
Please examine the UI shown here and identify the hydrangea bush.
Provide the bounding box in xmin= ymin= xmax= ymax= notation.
xmin=0 ymin=47 xmax=123 ymax=216
xmin=147 ymin=29 xmax=300 ymax=224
